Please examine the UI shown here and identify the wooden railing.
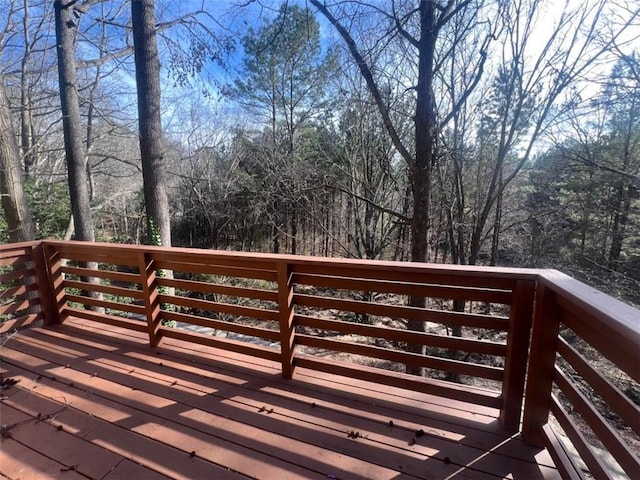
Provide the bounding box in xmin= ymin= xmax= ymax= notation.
xmin=0 ymin=241 xmax=54 ymax=334
xmin=1 ymin=240 xmax=638 ymax=479
xmin=523 ymin=270 xmax=640 ymax=479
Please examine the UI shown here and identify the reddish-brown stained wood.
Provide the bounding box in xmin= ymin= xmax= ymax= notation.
xmin=549 ymin=395 xmax=613 ymax=480
xmin=0 ymin=312 xmax=42 ymax=333
xmin=63 ymin=279 xmax=145 ymax=300
xmin=554 ymin=365 xmax=640 ymax=477
xmin=44 ymin=243 xmax=67 ymax=321
xmin=291 ymin=262 xmax=529 ymax=288
xmin=0 ymin=254 xmax=32 ymax=267
xmin=294 ymin=293 xmax=511 ymax=330
xmin=0 ymin=403 xmax=123 ymax=479
xmin=102 ymin=459 xmax=173 ymax=480
xmin=560 ymin=308 xmax=640 ymax=384
xmin=541 ymin=270 xmax=640 ymax=383
xmin=158 ymin=293 xmax=278 ymax=322
xmin=294 ymin=354 xmax=502 ymax=408
xmin=0 ymin=437 xmax=88 ymax=480
xmin=154 ymin=259 xmax=277 ymax=282
xmin=149 ymin=248 xmax=278 ymax=272
xmin=0 ymin=281 xmax=39 ymax=300
xmin=277 ymin=261 xmax=295 ymax=378
xmin=46 ymin=242 xmax=140 ymax=265
xmin=500 ymin=279 xmax=535 ymax=431
xmin=4 ymin=322 xmax=555 ymax=480
xmin=0 ymin=242 xmax=36 ymax=259
xmin=522 ymin=284 xmax=561 ymax=446
xmin=0 ymin=297 xmax=40 ymax=316
xmin=0 ymin=266 xmax=35 ymax=283
xmin=32 ymin=242 xmax=59 ymax=325
xmin=295 ymin=314 xmax=506 ymax=355
xmin=138 ymin=252 xmax=160 ymax=346
xmin=296 ymin=334 xmax=504 ymax=381
xmin=61 ymin=265 xmax=142 ymax=285
xmin=557 ymin=337 xmax=640 ymax=436
xmin=64 ymin=293 xmax=145 ymax=315
xmin=160 ymin=326 xmax=281 ymax=363
xmin=65 ymin=307 xmax=148 ymax=333
xmin=3 ymin=239 xmax=638 ymax=480
xmin=541 ymin=424 xmax=583 ymax=480
xmin=159 ymin=276 xmax=278 ymax=302
xmin=161 ymin=309 xmax=280 ymax=341
xmin=293 ymin=272 xmax=513 ymax=303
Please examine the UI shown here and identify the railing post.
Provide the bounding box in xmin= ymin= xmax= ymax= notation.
xmin=277 ymin=261 xmax=295 ymax=379
xmin=32 ymin=242 xmax=59 ymax=325
xmin=41 ymin=243 xmax=67 ymax=324
xmin=500 ymin=279 xmax=536 ymax=432
xmin=138 ymin=252 xmax=161 ymax=347
xmin=522 ymin=282 xmax=561 ymax=446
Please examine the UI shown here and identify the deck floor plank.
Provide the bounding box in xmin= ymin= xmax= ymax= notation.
xmin=0 ymin=403 xmax=122 ymax=479
xmin=2 ymin=347 xmax=408 ymax=479
xmin=11 ymin=328 xmax=543 ymax=478
xmin=58 ymin=319 xmax=557 ymax=469
xmin=0 ymin=320 xmax=560 ymax=480
xmin=0 ymin=437 xmax=88 ymax=480
xmin=1 ymin=343 xmax=463 ymax=480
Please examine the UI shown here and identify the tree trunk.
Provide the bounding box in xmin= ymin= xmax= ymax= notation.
xmin=55 ymin=0 xmax=95 ymax=243
xmin=54 ymin=1 xmax=103 ymax=312
xmin=0 ymin=73 xmax=35 ymax=242
xmin=406 ymin=1 xmax=438 ymax=376
xmin=21 ymin=0 xmax=36 ymax=176
xmin=132 ymin=0 xmax=171 ymax=247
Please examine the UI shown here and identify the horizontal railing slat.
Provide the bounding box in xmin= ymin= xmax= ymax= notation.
xmin=0 ymin=312 xmax=43 ymax=334
xmin=0 ymin=297 xmax=40 ymax=316
xmin=154 ymin=260 xmax=277 ymax=282
xmin=560 ymin=309 xmax=640 ymax=384
xmin=63 ymin=280 xmax=145 ymax=300
xmin=293 ymin=272 xmax=512 ymax=303
xmin=557 ymin=337 xmax=640 ymax=437
xmin=161 ymin=310 xmax=280 ymax=342
xmin=291 ymin=263 xmax=523 ymax=289
xmin=554 ymin=366 xmax=640 ymax=477
xmin=0 ymin=282 xmax=39 ymax=301
xmin=159 ymin=326 xmax=281 ymax=363
xmin=0 ymin=268 xmax=35 ymax=284
xmin=297 ymin=334 xmax=504 ymax=381
xmin=158 ymin=277 xmax=278 ymax=302
xmin=65 ymin=307 xmax=149 ymax=333
xmin=0 ymin=245 xmax=35 ymax=260
xmin=295 ymin=314 xmax=506 ymax=356
xmin=294 ymin=293 xmax=510 ymax=330
xmin=0 ymin=255 xmax=33 ymax=268
xmin=61 ymin=266 xmax=141 ymax=285
xmin=293 ymin=354 xmax=502 ymax=408
xmin=541 ymin=424 xmax=583 ymax=480
xmin=49 ymin=243 xmax=140 ymax=265
xmin=65 ymin=294 xmax=145 ymax=316
xmin=158 ymin=294 xmax=278 ymax=322
xmin=149 ymin=249 xmax=278 ymax=272
xmin=550 ymin=395 xmax=613 ymax=480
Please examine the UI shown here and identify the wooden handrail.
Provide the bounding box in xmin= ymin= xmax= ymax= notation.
xmin=523 ymin=271 xmax=640 ymax=479
xmin=2 ymin=239 xmax=638 ymax=479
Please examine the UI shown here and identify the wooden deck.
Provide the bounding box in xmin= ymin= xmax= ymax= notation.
xmin=0 ymin=318 xmax=558 ymax=480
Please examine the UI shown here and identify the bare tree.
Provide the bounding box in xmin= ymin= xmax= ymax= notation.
xmin=132 ymin=0 xmax=171 ymax=246
xmin=54 ymin=0 xmax=95 ymax=243
xmin=311 ymin=0 xmax=496 ymax=374
xmin=0 ymin=72 xmax=34 ymax=242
